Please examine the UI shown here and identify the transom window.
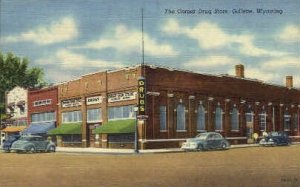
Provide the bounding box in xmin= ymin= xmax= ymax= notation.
xmin=176 ymin=104 xmax=186 ymax=131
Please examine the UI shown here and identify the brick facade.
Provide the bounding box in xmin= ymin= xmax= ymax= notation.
xmin=46 ymin=64 xmax=300 ymax=149
xmin=28 ymin=86 xmax=58 ymax=124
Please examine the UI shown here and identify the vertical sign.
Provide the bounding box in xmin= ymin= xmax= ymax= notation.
xmin=138 ymin=77 xmax=146 ymax=115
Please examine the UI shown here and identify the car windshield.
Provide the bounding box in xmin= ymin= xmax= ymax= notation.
xmin=269 ymin=132 xmax=279 ymax=136
xmin=19 ymin=137 xmax=35 ymax=141
xmin=7 ymin=136 xmax=17 ymax=141
xmin=195 ymin=133 xmax=208 ymax=140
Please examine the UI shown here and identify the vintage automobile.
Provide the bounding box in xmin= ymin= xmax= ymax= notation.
xmin=10 ymin=135 xmax=56 ymax=153
xmin=259 ymin=131 xmax=291 ymax=146
xmin=181 ymin=132 xmax=230 ymax=151
xmin=2 ymin=135 xmax=21 ymax=152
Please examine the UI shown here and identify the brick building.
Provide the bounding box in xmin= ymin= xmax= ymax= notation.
xmin=48 ymin=64 xmax=300 ymax=149
xmin=24 ymin=86 xmax=58 ymax=136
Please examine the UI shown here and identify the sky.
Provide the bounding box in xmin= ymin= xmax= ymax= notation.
xmin=1 ymin=0 xmax=299 ymax=88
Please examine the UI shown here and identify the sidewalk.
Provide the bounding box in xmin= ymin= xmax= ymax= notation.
xmin=56 ymin=143 xmax=262 ymax=154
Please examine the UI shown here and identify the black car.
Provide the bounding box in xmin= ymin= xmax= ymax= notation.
xmin=259 ymin=131 xmax=291 ymax=146
xmin=2 ymin=135 xmax=21 ymax=152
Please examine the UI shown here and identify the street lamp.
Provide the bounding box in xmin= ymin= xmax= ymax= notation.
xmin=134 ymin=106 xmax=139 ymax=153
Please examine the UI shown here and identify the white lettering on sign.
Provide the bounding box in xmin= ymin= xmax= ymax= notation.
xmin=108 ymin=91 xmax=136 ymax=103
xmin=62 ymin=98 xmax=82 ymax=108
xmin=86 ymin=96 xmax=102 ymax=105
xmin=33 ymin=99 xmax=52 ymax=107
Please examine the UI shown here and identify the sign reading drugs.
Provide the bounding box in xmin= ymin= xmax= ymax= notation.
xmin=138 ymin=77 xmax=146 ymax=115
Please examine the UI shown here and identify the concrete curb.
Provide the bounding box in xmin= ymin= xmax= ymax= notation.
xmin=55 ymin=144 xmax=262 ymax=154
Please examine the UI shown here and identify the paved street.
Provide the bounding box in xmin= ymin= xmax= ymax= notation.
xmin=0 ymin=145 xmax=300 ymax=187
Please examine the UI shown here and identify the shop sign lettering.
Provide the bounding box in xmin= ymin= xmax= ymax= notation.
xmin=86 ymin=96 xmax=102 ymax=105
xmin=138 ymin=77 xmax=146 ymax=115
xmin=108 ymin=91 xmax=136 ymax=103
xmin=62 ymin=98 xmax=82 ymax=108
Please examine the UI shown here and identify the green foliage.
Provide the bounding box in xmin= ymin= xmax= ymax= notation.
xmin=0 ymin=51 xmax=47 ymax=116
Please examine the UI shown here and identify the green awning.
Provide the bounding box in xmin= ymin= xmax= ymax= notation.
xmin=47 ymin=123 xmax=82 ymax=135
xmin=93 ymin=119 xmax=136 ymax=134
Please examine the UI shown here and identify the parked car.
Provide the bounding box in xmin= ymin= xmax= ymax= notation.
xmin=259 ymin=131 xmax=291 ymax=146
xmin=10 ymin=135 xmax=56 ymax=153
xmin=181 ymin=132 xmax=230 ymax=151
xmin=2 ymin=135 xmax=21 ymax=152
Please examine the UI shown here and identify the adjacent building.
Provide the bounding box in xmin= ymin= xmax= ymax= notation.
xmin=24 ymin=86 xmax=58 ymax=136
xmin=1 ymin=86 xmax=28 ymax=142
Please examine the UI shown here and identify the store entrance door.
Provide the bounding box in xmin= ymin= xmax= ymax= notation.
xmin=87 ymin=124 xmax=100 ymax=147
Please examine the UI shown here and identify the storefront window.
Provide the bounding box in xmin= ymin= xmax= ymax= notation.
xmin=259 ymin=110 xmax=267 ymax=131
xmin=87 ymin=108 xmax=102 ymax=123
xmin=32 ymin=112 xmax=56 ymax=123
xmin=284 ymin=110 xmax=291 ymax=131
xmin=62 ymin=111 xmax=82 ymax=123
xmin=231 ymin=106 xmax=239 ymax=131
xmin=197 ymin=104 xmax=205 ymax=131
xmin=215 ymin=104 xmax=223 ymax=131
xmin=176 ymin=104 xmax=185 ymax=131
xmin=108 ymin=105 xmax=135 ymax=120
xmin=294 ymin=114 xmax=299 ymax=131
xmin=62 ymin=135 xmax=82 ymax=143
xmin=160 ymin=106 xmax=167 ymax=131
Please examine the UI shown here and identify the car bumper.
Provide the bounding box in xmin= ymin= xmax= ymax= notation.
xmin=181 ymin=143 xmax=198 ymax=150
xmin=259 ymin=141 xmax=275 ymax=146
xmin=10 ymin=147 xmax=27 ymax=151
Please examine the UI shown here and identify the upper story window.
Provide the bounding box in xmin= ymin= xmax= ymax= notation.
xmin=87 ymin=108 xmax=102 ymax=123
xmin=215 ymin=103 xmax=223 ymax=131
xmin=231 ymin=105 xmax=239 ymax=131
xmin=108 ymin=105 xmax=135 ymax=121
xmin=176 ymin=103 xmax=186 ymax=131
xmin=197 ymin=103 xmax=206 ymax=131
xmin=32 ymin=112 xmax=56 ymax=123
xmin=62 ymin=111 xmax=82 ymax=123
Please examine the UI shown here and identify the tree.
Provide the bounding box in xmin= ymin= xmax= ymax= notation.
xmin=0 ymin=51 xmax=47 ymax=117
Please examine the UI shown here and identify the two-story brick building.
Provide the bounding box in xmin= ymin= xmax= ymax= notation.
xmin=23 ymin=86 xmax=58 ymax=136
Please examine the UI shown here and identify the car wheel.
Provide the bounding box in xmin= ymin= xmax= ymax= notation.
xmin=221 ymin=143 xmax=227 ymax=150
xmin=197 ymin=144 xmax=204 ymax=151
xmin=48 ymin=146 xmax=56 ymax=153
xmin=27 ymin=146 xmax=36 ymax=153
xmin=4 ymin=148 xmax=10 ymax=153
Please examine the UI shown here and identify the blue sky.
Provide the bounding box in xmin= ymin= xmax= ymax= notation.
xmin=1 ymin=0 xmax=299 ymax=87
